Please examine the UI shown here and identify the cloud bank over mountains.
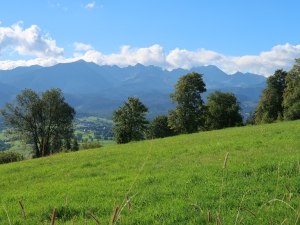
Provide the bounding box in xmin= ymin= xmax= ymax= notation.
xmin=1 ymin=23 xmax=300 ymax=76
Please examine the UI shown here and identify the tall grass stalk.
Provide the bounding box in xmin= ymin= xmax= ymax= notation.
xmin=86 ymin=211 xmax=100 ymax=224
xmin=218 ymin=152 xmax=229 ymax=222
xmin=271 ymin=161 xmax=281 ymax=221
xmin=50 ymin=207 xmax=57 ymax=225
xmin=126 ymin=140 xmax=153 ymax=194
xmin=18 ymin=200 xmax=26 ymax=220
xmin=223 ymin=152 xmax=229 ymax=169
xmin=66 ymin=195 xmax=68 ymax=206
xmin=2 ymin=205 xmax=12 ymax=225
xmin=113 ymin=140 xmax=153 ymax=224
xmin=71 ymin=215 xmax=77 ymax=225
xmin=268 ymin=199 xmax=299 ymax=220
xmin=234 ymin=190 xmax=253 ymax=225
xmin=110 ymin=206 xmax=119 ymax=225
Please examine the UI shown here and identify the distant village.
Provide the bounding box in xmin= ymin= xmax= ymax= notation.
xmin=74 ymin=117 xmax=114 ymax=142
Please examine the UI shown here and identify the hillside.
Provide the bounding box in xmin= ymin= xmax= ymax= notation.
xmin=1 ymin=121 xmax=299 ymax=224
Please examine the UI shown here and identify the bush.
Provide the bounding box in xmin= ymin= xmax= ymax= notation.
xmin=0 ymin=151 xmax=23 ymax=164
xmin=81 ymin=141 xmax=101 ymax=150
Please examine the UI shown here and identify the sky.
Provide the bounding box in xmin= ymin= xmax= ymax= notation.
xmin=0 ymin=0 xmax=300 ymax=76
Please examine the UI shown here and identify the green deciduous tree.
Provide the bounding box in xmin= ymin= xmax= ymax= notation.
xmin=283 ymin=59 xmax=300 ymax=120
xmin=146 ymin=115 xmax=176 ymax=139
xmin=168 ymin=72 xmax=206 ymax=133
xmin=71 ymin=137 xmax=79 ymax=151
xmin=0 ymin=88 xmax=75 ymax=157
xmin=254 ymin=69 xmax=287 ymax=124
xmin=112 ymin=97 xmax=149 ymax=144
xmin=205 ymin=90 xmax=243 ymax=130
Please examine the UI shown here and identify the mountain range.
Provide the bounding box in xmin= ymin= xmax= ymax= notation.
xmin=0 ymin=60 xmax=267 ymax=118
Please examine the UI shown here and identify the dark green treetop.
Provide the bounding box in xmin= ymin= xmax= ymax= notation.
xmin=205 ymin=90 xmax=243 ymax=130
xmin=168 ymin=72 xmax=206 ymax=134
xmin=254 ymin=69 xmax=287 ymax=124
xmin=112 ymin=97 xmax=149 ymax=144
xmin=146 ymin=115 xmax=176 ymax=139
xmin=283 ymin=59 xmax=300 ymax=120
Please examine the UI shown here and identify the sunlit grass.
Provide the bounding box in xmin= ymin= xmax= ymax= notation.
xmin=0 ymin=121 xmax=300 ymax=224
xmin=77 ymin=116 xmax=113 ymax=124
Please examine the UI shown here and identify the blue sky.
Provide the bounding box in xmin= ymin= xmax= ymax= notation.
xmin=0 ymin=0 xmax=300 ymax=76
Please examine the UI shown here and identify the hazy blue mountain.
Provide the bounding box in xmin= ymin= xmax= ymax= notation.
xmin=2 ymin=60 xmax=111 ymax=93
xmin=225 ymin=72 xmax=267 ymax=87
xmin=0 ymin=65 xmax=42 ymax=81
xmin=0 ymin=82 xmax=20 ymax=107
xmin=89 ymin=63 xmax=174 ymax=94
xmin=190 ymin=65 xmax=230 ymax=82
xmin=0 ymin=60 xmax=267 ymax=117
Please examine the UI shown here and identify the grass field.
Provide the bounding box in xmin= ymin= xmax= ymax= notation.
xmin=1 ymin=121 xmax=300 ymax=224
xmin=76 ymin=116 xmax=113 ymax=124
xmin=0 ymin=130 xmax=7 ymax=139
xmin=74 ymin=129 xmax=115 ymax=147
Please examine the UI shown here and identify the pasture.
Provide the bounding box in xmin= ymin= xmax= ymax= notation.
xmin=0 ymin=121 xmax=299 ymax=224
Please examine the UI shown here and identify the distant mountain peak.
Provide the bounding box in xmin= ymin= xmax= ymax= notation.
xmin=231 ymin=71 xmax=244 ymax=76
xmin=0 ymin=61 xmax=267 ymax=116
xmin=134 ymin=63 xmax=145 ymax=68
xmin=74 ymin=59 xmax=86 ymax=63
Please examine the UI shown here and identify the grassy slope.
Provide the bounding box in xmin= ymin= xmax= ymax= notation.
xmin=1 ymin=121 xmax=300 ymax=224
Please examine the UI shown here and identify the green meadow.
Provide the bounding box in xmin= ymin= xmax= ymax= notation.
xmin=1 ymin=121 xmax=300 ymax=224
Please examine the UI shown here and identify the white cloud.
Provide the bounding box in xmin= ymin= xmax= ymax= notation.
xmin=85 ymin=2 xmax=95 ymax=9
xmin=224 ymin=43 xmax=300 ymax=75
xmin=0 ymin=57 xmax=64 ymax=70
xmin=1 ymin=24 xmax=300 ymax=77
xmin=166 ymin=48 xmax=224 ymax=70
xmin=74 ymin=42 xmax=93 ymax=51
xmin=76 ymin=44 xmax=300 ymax=76
xmin=0 ymin=22 xmax=64 ymax=58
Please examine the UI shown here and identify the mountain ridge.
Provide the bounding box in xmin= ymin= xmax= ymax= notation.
xmin=0 ymin=60 xmax=266 ymax=118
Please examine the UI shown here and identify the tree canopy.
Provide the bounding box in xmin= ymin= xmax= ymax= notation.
xmin=0 ymin=88 xmax=75 ymax=157
xmin=112 ymin=97 xmax=149 ymax=144
xmin=205 ymin=90 xmax=243 ymax=130
xmin=146 ymin=115 xmax=175 ymax=139
xmin=283 ymin=59 xmax=300 ymax=120
xmin=168 ymin=72 xmax=206 ymax=134
xmin=254 ymin=69 xmax=287 ymax=124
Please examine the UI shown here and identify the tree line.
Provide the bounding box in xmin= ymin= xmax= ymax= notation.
xmin=113 ymin=57 xmax=300 ymax=145
xmin=112 ymin=72 xmax=243 ymax=144
xmin=3 ymin=58 xmax=298 ymax=154
xmin=248 ymin=59 xmax=300 ymax=124
xmin=0 ymin=72 xmax=243 ymax=157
